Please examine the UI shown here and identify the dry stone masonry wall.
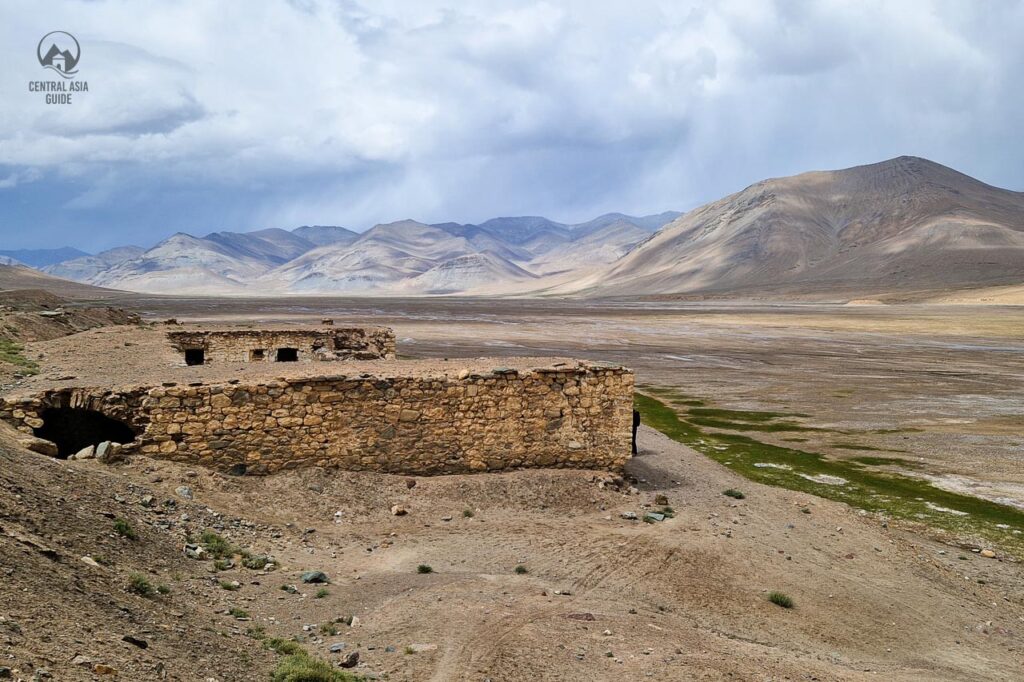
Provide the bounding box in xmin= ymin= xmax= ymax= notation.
xmin=0 ymin=364 xmax=634 ymax=475
xmin=167 ymin=328 xmax=395 ymax=364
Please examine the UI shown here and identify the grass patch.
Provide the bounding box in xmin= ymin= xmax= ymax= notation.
xmin=220 ymin=581 xmax=240 ymax=591
xmin=319 ymin=622 xmax=338 ymax=636
xmin=462 ymin=509 xmax=474 ymax=518
xmin=265 ymin=638 xmax=305 ymax=656
xmin=113 ymin=518 xmax=137 ymax=540
xmin=228 ymin=607 xmax=250 ymax=620
xmin=417 ymin=564 xmax=434 ymax=574
xmin=514 ymin=565 xmax=528 ymax=574
xmin=200 ymin=530 xmax=236 ymax=559
xmin=0 ymin=338 xmax=38 ymax=375
xmin=636 ymin=391 xmax=1024 ymax=557
xmin=126 ymin=573 xmax=164 ymax=597
xmin=768 ymin=591 xmax=794 ymax=608
xmin=241 ymin=554 xmax=270 ymax=570
xmin=271 ymin=652 xmax=361 ymax=682
xmin=722 ymin=489 xmax=745 ymax=500
xmin=315 ymin=588 xmax=329 ymax=599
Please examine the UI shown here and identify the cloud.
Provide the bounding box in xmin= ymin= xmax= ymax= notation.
xmin=0 ymin=0 xmax=1022 ymax=250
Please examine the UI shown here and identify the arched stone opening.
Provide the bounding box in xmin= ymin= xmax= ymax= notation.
xmin=33 ymin=407 xmax=136 ymax=459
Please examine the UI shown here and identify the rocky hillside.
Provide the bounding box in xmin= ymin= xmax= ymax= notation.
xmin=571 ymin=157 xmax=1024 ymax=297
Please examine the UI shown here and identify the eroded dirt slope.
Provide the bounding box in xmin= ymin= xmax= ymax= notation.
xmin=2 ymin=421 xmax=1021 ymax=681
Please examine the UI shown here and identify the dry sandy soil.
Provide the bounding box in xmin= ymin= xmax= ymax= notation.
xmin=2 ymin=420 xmax=1022 ymax=681
xmin=1 ymin=293 xmax=1023 ymax=680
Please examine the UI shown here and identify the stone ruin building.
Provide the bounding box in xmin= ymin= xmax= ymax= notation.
xmin=0 ymin=322 xmax=634 ymax=476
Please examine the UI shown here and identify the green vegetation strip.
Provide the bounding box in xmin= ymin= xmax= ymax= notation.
xmin=635 ymin=389 xmax=1024 ymax=556
xmin=0 ymin=337 xmax=38 ymax=375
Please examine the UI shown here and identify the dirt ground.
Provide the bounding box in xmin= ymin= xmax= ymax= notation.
xmin=2 ymin=421 xmax=1022 ymax=681
xmin=1 ymin=293 xmax=1023 ymax=680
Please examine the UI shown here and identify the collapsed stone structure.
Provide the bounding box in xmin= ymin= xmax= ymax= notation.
xmin=0 ymin=324 xmax=634 ymax=475
xmin=167 ymin=327 xmax=395 ymax=365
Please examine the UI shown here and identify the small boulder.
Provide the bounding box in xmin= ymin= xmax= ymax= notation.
xmin=654 ymin=494 xmax=669 ymax=506
xmin=301 ymin=571 xmax=330 ymax=584
xmin=644 ymin=512 xmax=666 ymax=522
xmin=183 ymin=544 xmax=207 ymax=560
xmin=18 ymin=437 xmax=58 ymax=457
xmin=175 ymin=486 xmax=194 ymax=500
xmin=73 ymin=445 xmax=96 ymax=460
xmin=619 ymin=511 xmax=638 ymax=520
xmin=390 ymin=505 xmax=407 ymax=516
xmin=329 ymin=642 xmax=346 ymax=653
xmin=96 ymin=442 xmax=123 ymax=463
xmin=339 ymin=651 xmax=359 ymax=668
xmin=980 ymin=549 xmax=996 ymax=558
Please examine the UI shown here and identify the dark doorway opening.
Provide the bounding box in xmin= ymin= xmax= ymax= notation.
xmin=250 ymin=349 xmax=266 ymax=361
xmin=276 ymin=347 xmax=299 ymax=362
xmin=33 ymin=407 xmax=136 ymax=459
xmin=185 ymin=348 xmax=205 ymax=366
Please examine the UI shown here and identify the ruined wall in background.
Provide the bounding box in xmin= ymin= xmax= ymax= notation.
xmin=166 ymin=328 xmax=396 ymax=364
xmin=0 ymin=364 xmax=634 ymax=475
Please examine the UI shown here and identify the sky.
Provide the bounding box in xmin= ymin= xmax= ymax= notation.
xmin=1 ymin=0 xmax=1023 ymax=252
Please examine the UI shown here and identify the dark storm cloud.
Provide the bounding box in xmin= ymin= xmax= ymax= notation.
xmin=0 ymin=0 xmax=1021 ymax=250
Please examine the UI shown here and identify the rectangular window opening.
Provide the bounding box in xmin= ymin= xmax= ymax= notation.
xmin=184 ymin=348 xmax=205 ymax=366
xmin=276 ymin=347 xmax=299 ymax=362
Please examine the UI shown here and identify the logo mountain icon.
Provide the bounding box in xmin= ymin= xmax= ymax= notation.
xmin=37 ymin=31 xmax=80 ymax=78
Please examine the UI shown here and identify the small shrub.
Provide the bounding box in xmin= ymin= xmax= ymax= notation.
xmin=270 ymin=652 xmax=359 ymax=682
xmin=319 ymin=622 xmax=338 ymax=636
xmin=462 ymin=509 xmax=474 ymax=518
xmin=661 ymin=506 xmax=675 ymax=518
xmin=404 ymin=646 xmax=416 ymax=655
xmin=127 ymin=573 xmax=154 ymax=597
xmin=156 ymin=584 xmax=171 ymax=595
xmin=417 ymin=564 xmax=433 ymax=574
xmin=200 ymin=530 xmax=236 ymax=558
xmin=113 ymin=518 xmax=137 ymax=540
xmin=213 ymin=559 xmax=232 ymax=571
xmin=768 ymin=591 xmax=794 ymax=609
xmin=723 ymin=489 xmax=745 ymax=500
xmin=315 ymin=588 xmax=329 ymax=599
xmin=246 ymin=625 xmax=266 ymax=640
xmin=92 ymin=554 xmax=112 ymax=566
xmin=220 ymin=580 xmax=240 ymax=591
xmin=514 ymin=565 xmax=528 ymax=574
xmin=264 ymin=638 xmax=305 ymax=656
xmin=228 ymin=607 xmax=250 ymax=619
xmin=242 ymin=554 xmax=270 ymax=570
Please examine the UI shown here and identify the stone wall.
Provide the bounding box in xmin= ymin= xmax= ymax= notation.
xmin=0 ymin=364 xmax=634 ymax=475
xmin=166 ymin=328 xmax=395 ymax=364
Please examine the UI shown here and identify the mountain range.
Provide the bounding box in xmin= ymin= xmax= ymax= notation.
xmin=9 ymin=157 xmax=1024 ymax=299
xmin=41 ymin=213 xmax=680 ymax=295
